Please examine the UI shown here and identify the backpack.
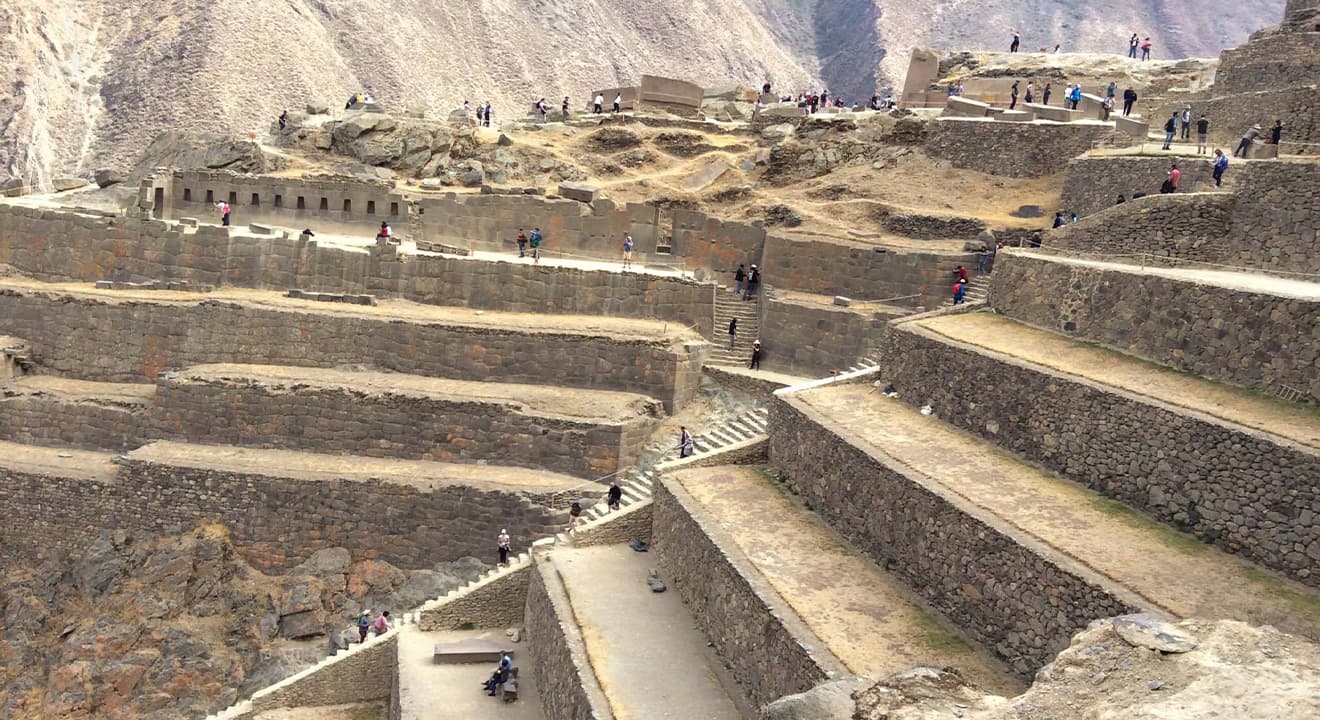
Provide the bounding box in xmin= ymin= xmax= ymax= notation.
xmin=357 ymin=615 xmax=370 ymax=629
xmin=1164 ymin=119 xmax=1176 ymax=132
xmin=529 ymin=231 xmax=542 ymax=247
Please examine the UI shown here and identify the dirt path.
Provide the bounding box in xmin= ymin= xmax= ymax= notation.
xmin=0 ymin=439 xmax=117 ymax=480
xmin=4 ymin=375 xmax=156 ymax=405
xmin=671 ymin=465 xmax=1023 ymax=695
xmin=553 ymin=545 xmax=744 ymax=720
xmin=796 ymin=384 xmax=1320 ymax=639
xmin=1017 ymin=251 xmax=1320 ymax=298
xmin=912 ymin=313 xmax=1320 ymax=448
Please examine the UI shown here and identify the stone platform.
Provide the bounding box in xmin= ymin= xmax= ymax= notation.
xmin=771 ymin=381 xmax=1320 ymax=675
xmin=0 ymin=376 xmax=155 ymax=450
xmin=397 ymin=628 xmax=542 ymax=720
xmin=152 ymin=364 xmax=663 ymax=478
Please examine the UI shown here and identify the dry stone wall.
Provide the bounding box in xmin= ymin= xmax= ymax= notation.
xmin=151 ymin=371 xmax=658 ymax=479
xmin=0 ymin=393 xmax=149 ymax=451
xmin=418 ymin=563 xmax=530 ymax=631
xmin=249 ymin=635 xmax=397 ymax=713
xmin=768 ymin=393 xmax=1136 ymax=676
xmin=1061 ymin=157 xmax=1215 ymax=217
xmin=1225 ymin=162 xmax=1320 ymax=272
xmin=882 ymin=322 xmax=1320 ymax=585
xmin=160 ymin=170 xmax=404 ymax=231
xmin=651 ymin=476 xmax=849 ymax=707
xmin=0 ymin=285 xmax=702 ymax=411
xmin=991 ymin=253 xmax=1320 ymax=399
xmin=0 ymin=205 xmax=715 ymax=334
xmin=925 ymin=119 xmax=1136 ymax=178
xmin=761 ymin=296 xmax=899 ymax=375
xmin=525 ymin=560 xmax=615 ymax=720
xmin=1043 ymin=193 xmax=1238 ymax=262
xmin=0 ymin=459 xmax=563 ymax=571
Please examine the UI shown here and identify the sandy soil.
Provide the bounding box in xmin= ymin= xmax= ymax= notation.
xmin=795 ymin=384 xmax=1320 ymax=639
xmin=0 ymin=439 xmax=118 ymax=480
xmin=912 ymin=313 xmax=1320 ymax=448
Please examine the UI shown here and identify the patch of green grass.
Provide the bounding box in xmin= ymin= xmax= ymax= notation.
xmin=1240 ymin=565 xmax=1320 ymax=618
xmin=1086 ymin=494 xmax=1209 ymax=555
xmin=909 ymin=604 xmax=973 ymax=653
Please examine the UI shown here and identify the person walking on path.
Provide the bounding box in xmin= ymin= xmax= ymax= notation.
xmin=748 ymin=340 xmax=762 ymax=370
xmin=1161 ymin=161 xmax=1181 ymax=193
xmin=497 ymin=529 xmax=511 ymax=567
xmin=1024 ymin=82 xmax=1034 ymax=105
xmin=607 ymin=482 xmax=622 ymax=511
xmin=569 ymin=502 xmax=583 ymax=532
xmin=278 ymin=110 xmax=289 ymax=130
xmin=955 ymin=264 xmax=969 ymax=283
xmin=594 ymin=93 xmax=604 ymax=114
xmin=734 ymin=263 xmax=747 ymax=295
xmin=1101 ymin=95 xmax=1114 ymax=121
xmin=215 ymin=200 xmax=231 ymax=226
xmin=1010 ymin=29 xmax=1021 ymax=53
xmin=1212 ymin=149 xmax=1229 ymax=187
xmin=515 ymin=228 xmax=528 ymax=258
xmin=1180 ymin=106 xmax=1192 ymax=140
xmin=1196 ymin=116 xmax=1210 ymax=154
xmin=1269 ymin=120 xmax=1283 ymax=146
xmin=1129 ymin=33 xmax=1140 ymax=58
xmin=562 ymin=96 xmax=570 ymax=121
xmin=1122 ymin=87 xmax=1137 ymax=116
xmin=1009 ymin=80 xmax=1019 ymax=110
xmin=743 ymin=264 xmax=759 ymax=301
xmin=1162 ymin=113 xmax=1177 ymax=150
xmin=622 ymin=234 xmax=634 ymax=268
xmin=1140 ymin=37 xmax=1152 ymax=60
xmin=1106 ymin=81 xmax=1117 ymax=100
xmin=1042 ymin=83 xmax=1052 ymax=105
xmin=727 ymin=317 xmax=738 ymax=350
xmin=952 ymin=279 xmax=966 ymax=305
xmin=1235 ymin=123 xmax=1261 ymax=157
xmin=613 ymin=93 xmax=622 ymax=113
xmin=1068 ymin=84 xmax=1082 ymax=110
xmin=372 ymin=611 xmax=392 ymax=637
xmin=976 ymin=248 xmax=991 ymax=276
xmin=529 ymin=227 xmax=543 ymax=264
xmin=678 ymin=427 xmax=695 ymax=458
xmin=357 ymin=610 xmax=372 ymax=643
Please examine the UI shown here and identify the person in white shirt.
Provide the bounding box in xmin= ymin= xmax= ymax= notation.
xmin=593 ymin=93 xmax=604 ymax=114
xmin=613 ymin=93 xmax=622 ymax=112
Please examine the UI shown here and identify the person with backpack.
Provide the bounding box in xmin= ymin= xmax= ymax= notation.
xmin=607 ymin=482 xmax=622 ymax=511
xmin=1161 ymin=161 xmax=1181 ymax=193
xmin=743 ymin=264 xmax=759 ymax=301
xmin=1122 ymin=87 xmax=1137 ymax=116
xmin=952 ymin=279 xmax=966 ymax=305
xmin=357 ymin=610 xmax=372 ymax=643
xmin=497 ymin=528 xmax=511 ymax=567
xmin=1069 ymin=84 xmax=1083 ymax=110
xmin=515 ymin=228 xmax=528 ymax=257
xmin=1101 ymin=95 xmax=1114 ymax=121
xmin=622 ymin=234 xmax=634 ymax=268
xmin=372 ymin=611 xmax=392 ymax=637
xmin=1212 ymin=149 xmax=1229 ymax=187
xmin=1162 ymin=113 xmax=1177 ymax=150
xmin=375 ymin=221 xmax=392 ymax=246
xmin=569 ymin=501 xmax=583 ymax=531
xmin=678 ymin=427 xmax=695 ymax=458
xmin=529 ymin=227 xmax=543 ymax=264
xmin=733 ymin=263 xmax=747 ymax=295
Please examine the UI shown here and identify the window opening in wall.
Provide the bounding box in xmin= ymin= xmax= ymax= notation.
xmin=274 ymin=195 xmax=283 ymax=208
xmin=319 ymin=197 xmax=329 ymax=211
xmin=297 ymin=196 xmax=306 ymax=210
xmin=390 ymin=202 xmax=399 ymax=216
xmin=183 ymin=189 xmax=192 ymax=202
xmin=228 ymin=191 xmax=238 ymax=205
xmin=343 ymin=199 xmax=352 ymax=213
xmin=251 ymin=193 xmax=260 ymax=206
xmin=205 ymin=190 xmax=214 ymax=203
xmin=366 ymin=200 xmax=376 ymax=215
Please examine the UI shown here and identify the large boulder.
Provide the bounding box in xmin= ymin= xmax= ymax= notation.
xmin=94 ymin=168 xmax=126 ymax=188
xmin=52 ymin=177 xmax=89 ymax=192
xmin=558 ymin=181 xmax=600 ymax=203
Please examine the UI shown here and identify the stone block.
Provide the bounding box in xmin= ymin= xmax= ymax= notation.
xmin=53 ymin=177 xmax=89 ymax=192
xmin=1113 ymin=115 xmax=1148 ymax=137
xmin=1023 ymin=103 xmax=1080 ymax=123
xmin=944 ymin=96 xmax=994 ymax=118
xmin=94 ymin=169 xmax=125 ymax=188
xmin=997 ymin=109 xmax=1035 ymax=122
xmin=833 ymin=296 xmax=852 ymax=307
xmin=557 ymin=182 xmax=600 ymax=204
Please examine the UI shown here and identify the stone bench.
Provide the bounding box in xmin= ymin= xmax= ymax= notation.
xmin=997 ymin=109 xmax=1035 ymax=123
xmin=432 ymin=638 xmax=512 ymax=664
xmin=944 ymin=96 xmax=994 ymax=118
xmin=1113 ymin=115 xmax=1148 ymax=137
xmin=1023 ymin=103 xmax=1080 ymax=123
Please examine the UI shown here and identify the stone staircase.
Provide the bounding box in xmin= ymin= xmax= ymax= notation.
xmin=944 ymin=274 xmax=990 ymax=307
xmin=693 ymin=406 xmax=770 ymax=454
xmin=707 ymin=289 xmax=761 ymax=366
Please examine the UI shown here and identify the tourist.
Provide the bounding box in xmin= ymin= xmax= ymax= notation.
xmin=678 ymin=427 xmax=695 ymax=458
xmin=535 ymin=97 xmax=548 ymax=123
xmin=594 ymin=93 xmax=604 ymax=114
xmin=613 ymin=93 xmax=622 ymax=113
xmin=1052 ymin=44 xmax=1061 ymax=53
xmin=463 ymin=100 xmax=471 ymax=118
xmin=497 ymin=528 xmax=511 ymax=567
xmin=357 ymin=610 xmax=372 ymax=643
xmin=515 ymin=228 xmax=527 ymax=258
xmin=214 ymin=199 xmax=231 ymax=226
xmin=607 ymin=482 xmax=622 ymax=511
xmin=1042 ymin=83 xmax=1052 ymax=105
xmin=1009 ymin=80 xmax=1019 ymax=110
xmin=1235 ymin=123 xmax=1261 ymax=157
xmin=562 ymin=96 xmax=570 ymax=121
xmin=1010 ymin=29 xmax=1020 ymax=53
xmin=1052 ymin=211 xmax=1067 ymax=228
xmin=622 ymin=234 xmax=634 ymax=268
xmin=748 ymin=340 xmax=762 ymax=370
xmin=948 ymin=82 xmax=958 ymax=98
xmin=1180 ymin=105 xmax=1192 ymax=140
xmin=1069 ymin=84 xmax=1083 ymax=110
xmin=743 ymin=264 xmax=759 ymax=301
xmin=955 ymin=264 xmax=969 ymax=283
xmin=728 ymin=317 xmax=738 ymax=349
xmin=1213 ymin=149 xmax=1229 ymax=186
xmin=1141 ymin=36 xmax=1152 ymax=60
xmin=1196 ymin=116 xmax=1210 ymax=154
xmin=483 ymin=101 xmax=492 ymax=128
xmin=529 ymin=227 xmax=543 ymax=264
xmin=1128 ymin=33 xmax=1140 ymax=58
xmin=954 ymin=81 xmax=964 ymax=96
xmin=976 ymin=248 xmax=991 ymax=276
xmin=278 ymin=110 xmax=288 ymax=131
xmin=1269 ymin=119 xmax=1283 ymax=145
xmin=1106 ymin=81 xmax=1117 ymax=99
xmin=1062 ymin=84 xmax=1073 ymax=109
xmin=1101 ymin=95 xmax=1114 ymax=121
xmin=734 ymin=263 xmax=747 ymax=295
xmin=373 ymin=611 xmax=392 ymax=637
xmin=1161 ymin=113 xmax=1177 ymax=150
xmin=821 ymin=89 xmax=829 ymax=108
xmin=474 ymin=104 xmax=484 ymax=125
xmin=484 ymin=654 xmax=513 ymax=696
xmin=1024 ymin=82 xmax=1034 ymax=105
xmin=1161 ymin=161 xmax=1181 ymax=193
xmin=952 ymin=279 xmax=966 ymax=305
xmin=1122 ymin=87 xmax=1137 ymax=116
xmin=569 ymin=501 xmax=583 ymax=531
xmin=375 ymin=221 xmax=392 ymax=246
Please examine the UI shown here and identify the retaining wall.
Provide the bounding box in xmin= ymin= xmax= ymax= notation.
xmin=761 ymin=295 xmax=898 ymax=375
xmin=1043 ymin=193 xmax=1238 ymax=262
xmin=1225 ymin=162 xmax=1320 ymax=272
xmin=160 ymin=170 xmax=404 ymax=231
xmin=991 ymin=252 xmax=1320 ymax=399
xmin=925 ymin=118 xmax=1135 ymax=178
xmin=418 ymin=562 xmax=531 ymax=631
xmin=0 ymin=456 xmax=564 ymax=571
xmin=651 ymin=476 xmax=848 ymax=706
xmin=761 ymin=234 xmax=972 ymax=310
xmin=249 ymin=634 xmax=397 ymax=713
xmin=1060 ymin=156 xmax=1216 ymax=217
xmin=525 ymin=560 xmax=615 ymax=720
xmin=882 ymin=321 xmax=1320 ymax=585
xmin=768 ymin=391 xmax=1136 ymax=676
xmin=0 ymin=392 xmax=150 ymax=451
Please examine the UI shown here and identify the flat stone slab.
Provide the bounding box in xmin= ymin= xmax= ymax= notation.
xmin=432 ymin=638 xmax=513 ymax=664
xmin=1112 ymin=614 xmax=1199 ymax=653
xmin=1023 ymin=103 xmax=1080 ymax=123
xmin=681 ymin=159 xmax=730 ymax=192
xmin=1113 ymin=115 xmax=1148 ymax=137
xmin=945 ymin=96 xmax=994 ymax=118
xmin=557 ymin=181 xmax=600 ymax=203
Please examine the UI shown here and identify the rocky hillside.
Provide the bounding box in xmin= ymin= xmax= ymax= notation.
xmin=0 ymin=0 xmax=1284 ymax=190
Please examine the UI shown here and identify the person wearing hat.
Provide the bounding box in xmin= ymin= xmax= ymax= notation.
xmin=743 ymin=264 xmax=759 ymax=301
xmin=497 ymin=529 xmax=511 ymax=567
xmin=357 ymin=610 xmax=372 ymax=644
xmin=749 ymin=340 xmax=763 ymax=370
xmin=1235 ymin=123 xmax=1262 ymax=158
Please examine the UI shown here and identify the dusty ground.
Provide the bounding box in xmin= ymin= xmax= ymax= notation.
xmin=2 ymin=375 xmax=156 ymax=405
xmin=0 ymin=438 xmax=118 ymax=480
xmin=795 ymin=384 xmax=1320 ymax=638
xmin=395 ymin=627 xmax=543 ymax=720
xmin=913 ymin=313 xmax=1320 ymax=448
